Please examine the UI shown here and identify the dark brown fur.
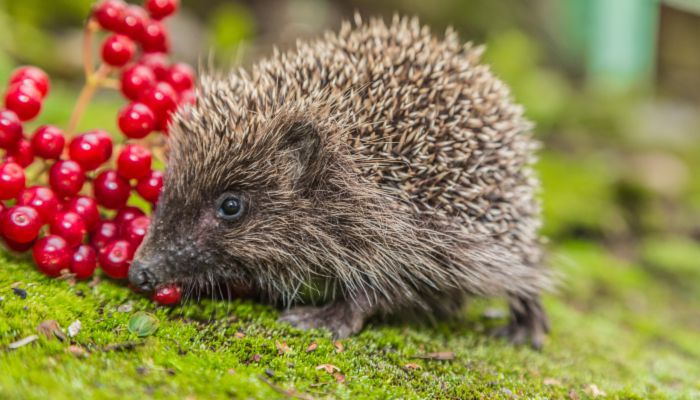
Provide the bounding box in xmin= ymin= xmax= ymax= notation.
xmin=129 ymin=15 xmax=551 ymax=348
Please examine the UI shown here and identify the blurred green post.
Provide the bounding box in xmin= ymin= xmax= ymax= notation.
xmin=565 ymin=0 xmax=660 ymax=90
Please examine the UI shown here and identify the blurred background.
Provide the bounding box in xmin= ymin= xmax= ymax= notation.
xmin=0 ymin=0 xmax=699 ymax=356
xmin=1 ymin=0 xmax=699 ymax=242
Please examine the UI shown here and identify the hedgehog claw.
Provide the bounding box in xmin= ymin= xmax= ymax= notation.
xmin=492 ymin=295 xmax=549 ymax=350
xmin=279 ymin=301 xmax=366 ymax=339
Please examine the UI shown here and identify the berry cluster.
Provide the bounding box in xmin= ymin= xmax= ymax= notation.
xmin=93 ymin=0 xmax=194 ymax=138
xmin=0 ymin=0 xmax=185 ymax=305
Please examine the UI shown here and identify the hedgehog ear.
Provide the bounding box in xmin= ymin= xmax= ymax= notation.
xmin=278 ymin=120 xmax=323 ymax=185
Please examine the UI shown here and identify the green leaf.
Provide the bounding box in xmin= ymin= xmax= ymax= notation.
xmin=127 ymin=312 xmax=159 ymax=338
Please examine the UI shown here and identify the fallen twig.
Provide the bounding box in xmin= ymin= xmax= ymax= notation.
xmin=411 ymin=351 xmax=455 ymax=360
xmin=8 ymin=335 xmax=39 ymax=350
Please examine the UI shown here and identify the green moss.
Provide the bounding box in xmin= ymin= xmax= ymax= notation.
xmin=2 ymin=238 xmax=699 ymax=399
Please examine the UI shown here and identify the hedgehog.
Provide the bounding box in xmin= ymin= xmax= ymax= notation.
xmin=128 ymin=15 xmax=551 ymax=348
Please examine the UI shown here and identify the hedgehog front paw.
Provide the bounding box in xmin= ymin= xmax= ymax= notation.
xmin=493 ymin=295 xmax=550 ymax=350
xmin=279 ymin=301 xmax=365 ymax=339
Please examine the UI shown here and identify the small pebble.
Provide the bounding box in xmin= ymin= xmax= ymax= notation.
xmin=68 ymin=320 xmax=82 ymax=337
xmin=12 ymin=287 xmax=27 ymax=299
xmin=67 ymin=345 xmax=88 ymax=358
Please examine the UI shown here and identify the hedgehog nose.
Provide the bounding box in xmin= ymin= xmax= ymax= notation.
xmin=128 ymin=260 xmax=157 ymax=292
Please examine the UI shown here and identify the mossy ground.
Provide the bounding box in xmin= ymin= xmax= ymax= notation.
xmin=1 ymin=150 xmax=700 ymax=399
xmin=2 ymin=241 xmax=699 ymax=399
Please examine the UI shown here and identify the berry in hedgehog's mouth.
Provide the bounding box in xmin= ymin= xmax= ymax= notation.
xmin=147 ymin=277 xmax=258 ymax=306
xmin=152 ymin=283 xmax=182 ymax=305
xmin=128 ymin=253 xmax=258 ymax=305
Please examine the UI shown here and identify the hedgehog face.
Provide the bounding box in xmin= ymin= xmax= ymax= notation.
xmin=128 ymin=114 xmax=341 ymax=301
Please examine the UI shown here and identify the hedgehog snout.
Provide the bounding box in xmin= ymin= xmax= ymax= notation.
xmin=129 ymin=258 xmax=161 ymax=292
xmin=130 ymin=231 xmax=220 ymax=291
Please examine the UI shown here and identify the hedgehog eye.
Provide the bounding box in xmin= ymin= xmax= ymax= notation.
xmin=217 ymin=194 xmax=245 ymax=221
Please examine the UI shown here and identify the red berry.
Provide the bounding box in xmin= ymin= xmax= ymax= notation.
xmin=1 ymin=205 xmax=42 ymax=243
xmin=71 ymin=245 xmax=98 ymax=279
xmin=99 ymin=239 xmax=133 ymax=279
xmin=139 ymin=53 xmax=170 ymax=79
xmin=91 ymin=129 xmax=114 ymax=161
xmin=90 ymin=220 xmax=119 ymax=249
xmin=69 ymin=131 xmax=108 ymax=171
xmin=120 ymin=64 xmax=157 ymax=101
xmin=117 ymin=144 xmax=152 ymax=180
xmin=154 ymin=110 xmax=174 ymax=133
xmin=165 ymin=63 xmax=194 ymax=93
xmin=4 ymin=82 xmax=42 ymax=121
xmin=49 ymin=160 xmax=86 ymax=198
xmin=118 ymin=102 xmax=155 ymax=139
xmin=33 ymin=235 xmax=72 ymax=277
xmin=64 ymin=196 xmax=100 ymax=231
xmin=139 ymin=82 xmax=177 ymax=126
xmin=5 ymin=138 xmax=34 ymax=167
xmin=114 ymin=206 xmax=145 ymax=232
xmin=1 ymin=202 xmax=31 ymax=254
xmin=0 ymin=162 xmax=25 ymax=200
xmin=0 ymin=109 xmax=22 ymax=149
xmin=123 ymin=215 xmax=149 ymax=248
xmin=121 ymin=5 xmax=148 ymax=41
xmin=136 ymin=170 xmax=163 ymax=203
xmin=31 ymin=125 xmax=65 ymax=160
xmin=9 ymin=66 xmax=50 ymax=98
xmin=152 ymin=284 xmax=181 ymax=305
xmin=50 ymin=211 xmax=87 ymax=247
xmin=146 ymin=0 xmax=179 ymax=20
xmin=3 ymin=237 xmax=36 ymax=253
xmin=93 ymin=170 xmax=131 ymax=209
xmin=93 ymin=0 xmax=126 ymax=32
xmin=101 ymin=34 xmax=136 ymax=67
xmin=140 ymin=19 xmax=169 ymax=53
xmin=17 ymin=186 xmax=59 ymax=223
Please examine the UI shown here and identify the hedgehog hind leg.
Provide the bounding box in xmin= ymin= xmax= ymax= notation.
xmin=493 ymin=294 xmax=549 ymax=350
xmin=447 ymin=236 xmax=551 ymax=348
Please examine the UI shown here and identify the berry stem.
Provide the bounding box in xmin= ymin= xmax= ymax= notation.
xmin=83 ymin=19 xmax=99 ymax=78
xmin=26 ymin=161 xmax=50 ymax=183
xmin=101 ymin=78 xmax=121 ymax=90
xmin=67 ymin=64 xmax=111 ymax=136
